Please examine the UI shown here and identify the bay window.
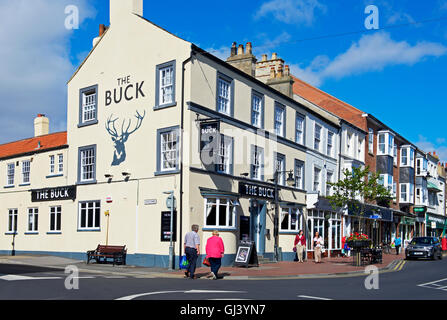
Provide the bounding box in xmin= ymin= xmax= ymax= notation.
xmin=377 ymin=131 xmax=395 ymax=156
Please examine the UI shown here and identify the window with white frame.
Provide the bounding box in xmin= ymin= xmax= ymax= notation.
xmin=295 ymin=160 xmax=304 ymax=189
xmin=346 ymin=132 xmax=353 ymax=156
xmin=216 ymin=135 xmax=233 ymax=174
xmin=159 ymin=129 xmax=179 ymax=172
xmin=217 ymin=76 xmax=231 ymax=115
xmin=79 ymin=146 xmax=96 ymax=182
xmin=400 ymin=183 xmax=414 ymax=203
xmin=275 ymin=153 xmax=286 ymax=186
xmin=27 ymin=208 xmax=38 ymax=232
xmin=314 ymin=124 xmax=322 ymax=151
xmin=251 ymin=93 xmax=263 ymax=128
xmin=313 ymin=166 xmax=321 ymax=192
xmin=251 ymin=146 xmax=264 ymax=181
xmin=368 ymin=128 xmax=374 ymax=153
xmin=401 ymin=148 xmax=408 ymax=166
xmin=50 ymin=206 xmax=61 ymax=232
xmin=22 ymin=160 xmax=30 ymax=184
xmin=327 ymin=131 xmax=334 ymax=157
xmin=326 ymin=171 xmax=334 ymax=196
xmin=280 ymin=207 xmax=301 ymax=232
xmin=58 ymin=154 xmax=64 ymax=174
xmin=7 ymin=163 xmax=14 ymax=186
xmin=400 ymin=146 xmax=415 ymax=167
xmin=379 ymin=174 xmax=393 ymax=193
xmin=204 ymin=197 xmax=236 ymax=229
xmin=81 ymin=88 xmax=97 ymax=124
xmin=49 ymin=155 xmax=55 ymax=174
xmin=296 ymin=114 xmax=304 ymax=144
xmin=78 ymin=201 xmax=100 ymax=230
xmin=377 ymin=131 xmax=395 ymax=156
xmin=274 ymin=103 xmax=285 ymax=137
xmin=159 ymin=65 xmax=174 ymax=106
xmin=357 ymin=136 xmax=363 ymax=159
xmin=8 ymin=209 xmax=18 ymax=233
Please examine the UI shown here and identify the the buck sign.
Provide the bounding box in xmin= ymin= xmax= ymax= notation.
xmin=105 ymin=75 xmax=145 ymax=106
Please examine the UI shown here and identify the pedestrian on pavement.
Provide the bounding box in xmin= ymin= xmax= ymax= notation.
xmin=313 ymin=231 xmax=324 ymax=263
xmin=294 ymin=230 xmax=306 ymax=263
xmin=205 ymin=230 xmax=225 ymax=280
xmin=184 ymin=224 xmax=200 ymax=279
xmin=394 ymin=234 xmax=402 ymax=255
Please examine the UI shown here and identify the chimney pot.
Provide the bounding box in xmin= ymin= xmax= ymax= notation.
xmin=99 ymin=24 xmax=106 ymax=37
xmin=246 ymin=42 xmax=252 ymax=54
xmin=261 ymin=54 xmax=267 ymax=62
xmin=272 ymin=53 xmax=278 ymax=60
xmin=237 ymin=44 xmax=244 ymax=55
xmin=231 ymin=42 xmax=237 ymax=57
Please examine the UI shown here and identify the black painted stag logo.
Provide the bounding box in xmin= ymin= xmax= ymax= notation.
xmin=105 ymin=110 xmax=146 ymax=166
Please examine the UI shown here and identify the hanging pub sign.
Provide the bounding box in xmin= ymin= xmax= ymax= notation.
xmin=31 ymin=186 xmax=77 ymax=202
xmin=200 ymin=120 xmax=220 ymax=166
xmin=233 ymin=240 xmax=259 ymax=268
xmin=238 ymin=182 xmax=275 ymax=201
xmin=160 ymin=211 xmax=177 ymax=242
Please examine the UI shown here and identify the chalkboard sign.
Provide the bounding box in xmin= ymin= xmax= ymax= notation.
xmin=161 ymin=211 xmax=177 ymax=242
xmin=233 ymin=240 xmax=259 ymax=268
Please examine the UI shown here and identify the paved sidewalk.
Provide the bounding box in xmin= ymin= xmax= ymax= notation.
xmin=0 ymin=252 xmax=408 ymax=280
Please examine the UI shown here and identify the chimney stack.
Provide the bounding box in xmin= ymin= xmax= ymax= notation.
xmin=34 ymin=114 xmax=49 ymax=137
xmin=110 ymin=0 xmax=143 ymax=25
xmin=226 ymin=42 xmax=257 ymax=77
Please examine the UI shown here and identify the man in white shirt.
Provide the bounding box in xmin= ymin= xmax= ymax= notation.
xmin=313 ymin=231 xmax=324 ymax=263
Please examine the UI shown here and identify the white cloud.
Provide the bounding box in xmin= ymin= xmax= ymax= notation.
xmin=254 ymin=0 xmax=326 ymax=25
xmin=415 ymin=135 xmax=447 ymax=163
xmin=0 ymin=0 xmax=95 ymax=144
xmin=387 ymin=12 xmax=416 ymax=25
xmin=290 ymin=32 xmax=447 ymax=86
xmin=206 ymin=46 xmax=230 ymax=61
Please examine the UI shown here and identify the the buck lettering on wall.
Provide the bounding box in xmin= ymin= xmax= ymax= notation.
xmin=105 ymin=75 xmax=145 ymax=106
xmin=106 ymin=110 xmax=146 ymax=166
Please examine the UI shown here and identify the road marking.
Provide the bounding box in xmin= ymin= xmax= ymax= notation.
xmin=298 ymin=295 xmax=333 ymax=300
xmin=116 ymin=290 xmax=247 ymax=301
xmin=418 ymin=277 xmax=447 ymax=291
xmin=0 ymin=275 xmax=62 ymax=281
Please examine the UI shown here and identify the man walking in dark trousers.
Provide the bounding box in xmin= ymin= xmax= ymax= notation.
xmin=184 ymin=224 xmax=200 ymax=279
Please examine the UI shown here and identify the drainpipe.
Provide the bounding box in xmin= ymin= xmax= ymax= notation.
xmin=178 ymin=51 xmax=192 ymax=267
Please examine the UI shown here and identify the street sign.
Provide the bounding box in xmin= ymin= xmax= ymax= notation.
xmin=166 ymin=195 xmax=177 ymax=210
xmin=161 ymin=211 xmax=177 ymax=242
xmin=144 ymin=199 xmax=157 ymax=205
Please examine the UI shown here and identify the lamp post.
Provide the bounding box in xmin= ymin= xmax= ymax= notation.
xmin=270 ymin=170 xmax=296 ymax=262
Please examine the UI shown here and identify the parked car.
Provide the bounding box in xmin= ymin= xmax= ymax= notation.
xmin=405 ymin=237 xmax=443 ymax=260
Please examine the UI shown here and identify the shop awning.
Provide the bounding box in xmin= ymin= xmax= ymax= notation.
xmin=400 ymin=217 xmax=416 ymax=225
xmin=427 ymin=182 xmax=442 ymax=193
xmin=426 ymin=213 xmax=447 ymax=229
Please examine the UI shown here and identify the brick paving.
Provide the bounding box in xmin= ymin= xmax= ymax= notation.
xmin=179 ymin=252 xmax=405 ymax=279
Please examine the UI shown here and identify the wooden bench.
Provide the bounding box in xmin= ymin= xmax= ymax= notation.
xmin=87 ymin=245 xmax=127 ymax=266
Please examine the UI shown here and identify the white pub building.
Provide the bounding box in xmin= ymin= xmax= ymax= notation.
xmin=0 ymin=0 xmax=355 ymax=267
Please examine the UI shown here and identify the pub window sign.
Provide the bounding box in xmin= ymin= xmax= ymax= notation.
xmin=32 ymin=186 xmax=77 ymax=202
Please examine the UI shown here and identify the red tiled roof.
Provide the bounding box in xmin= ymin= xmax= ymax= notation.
xmin=0 ymin=132 xmax=67 ymax=159
xmin=292 ymin=76 xmax=367 ymax=130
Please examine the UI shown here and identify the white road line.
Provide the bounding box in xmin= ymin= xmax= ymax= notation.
xmin=116 ymin=290 xmax=247 ymax=301
xmin=298 ymin=295 xmax=333 ymax=300
xmin=0 ymin=275 xmax=62 ymax=281
xmin=418 ymin=278 xmax=447 ymax=287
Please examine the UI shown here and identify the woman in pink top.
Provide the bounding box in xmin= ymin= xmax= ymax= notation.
xmin=205 ymin=230 xmax=225 ymax=280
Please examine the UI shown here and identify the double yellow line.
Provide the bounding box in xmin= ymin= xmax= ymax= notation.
xmin=393 ymin=260 xmax=406 ymax=271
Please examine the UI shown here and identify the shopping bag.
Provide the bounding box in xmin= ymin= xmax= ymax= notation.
xmin=179 ymin=255 xmax=189 ymax=270
xmin=293 ymin=246 xmax=297 ymax=252
xmin=203 ymin=257 xmax=211 ymax=267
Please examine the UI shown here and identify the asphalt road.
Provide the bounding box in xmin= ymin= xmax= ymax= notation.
xmin=1 ymin=258 xmax=447 ymax=301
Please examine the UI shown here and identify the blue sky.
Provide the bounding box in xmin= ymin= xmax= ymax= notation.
xmin=0 ymin=0 xmax=446 ymax=161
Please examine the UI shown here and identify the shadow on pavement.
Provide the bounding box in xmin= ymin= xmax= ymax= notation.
xmin=0 ymin=264 xmax=63 ymax=275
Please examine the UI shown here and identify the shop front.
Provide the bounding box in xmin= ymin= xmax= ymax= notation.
xmin=426 ymin=213 xmax=447 ymax=238
xmin=400 ymin=216 xmax=415 ymax=247
xmin=348 ymin=204 xmax=393 ymax=246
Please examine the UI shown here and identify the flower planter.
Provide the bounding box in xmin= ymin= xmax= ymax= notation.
xmin=347 ymin=240 xmax=371 ymax=249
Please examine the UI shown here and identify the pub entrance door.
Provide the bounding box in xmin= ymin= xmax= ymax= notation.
xmin=250 ymin=200 xmax=266 ymax=256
